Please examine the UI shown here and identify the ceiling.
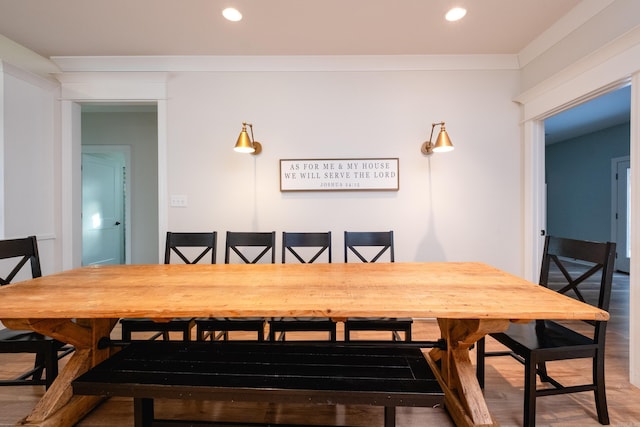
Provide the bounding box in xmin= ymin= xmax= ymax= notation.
xmin=0 ymin=0 xmax=629 ymax=143
xmin=0 ymin=0 xmax=582 ymax=57
xmin=545 ymin=85 xmax=631 ymax=144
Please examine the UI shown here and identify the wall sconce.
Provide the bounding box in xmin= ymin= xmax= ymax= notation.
xmin=421 ymin=122 xmax=454 ymax=155
xmin=233 ymin=122 xmax=263 ymax=155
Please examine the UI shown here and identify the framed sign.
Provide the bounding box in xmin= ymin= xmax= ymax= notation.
xmin=280 ymin=158 xmax=399 ymax=192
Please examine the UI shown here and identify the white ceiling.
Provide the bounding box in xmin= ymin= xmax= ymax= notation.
xmin=0 ymin=0 xmax=581 ymax=57
xmin=0 ymin=0 xmax=629 ymax=143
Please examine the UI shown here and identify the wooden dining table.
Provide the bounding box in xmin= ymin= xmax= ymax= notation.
xmin=0 ymin=262 xmax=608 ymax=427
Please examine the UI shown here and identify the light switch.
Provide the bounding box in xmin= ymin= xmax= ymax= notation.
xmin=170 ymin=195 xmax=188 ymax=207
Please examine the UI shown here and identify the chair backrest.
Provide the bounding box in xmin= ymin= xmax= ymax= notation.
xmin=0 ymin=236 xmax=42 ymax=285
xmin=282 ymin=232 xmax=332 ymax=264
xmin=225 ymin=231 xmax=276 ymax=264
xmin=164 ymin=232 xmax=217 ymax=264
xmin=344 ymin=231 xmax=394 ymax=263
xmin=539 ymin=236 xmax=616 ymax=325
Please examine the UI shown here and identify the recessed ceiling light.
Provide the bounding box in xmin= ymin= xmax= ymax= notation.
xmin=445 ymin=7 xmax=467 ymax=22
xmin=222 ymin=7 xmax=242 ymax=22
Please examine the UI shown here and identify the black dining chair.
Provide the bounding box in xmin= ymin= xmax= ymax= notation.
xmin=120 ymin=231 xmax=217 ymax=342
xmin=476 ymin=236 xmax=616 ymax=427
xmin=342 ymin=231 xmax=412 ymax=341
xmin=195 ymin=231 xmax=275 ymax=341
xmin=0 ymin=236 xmax=70 ymax=389
xmin=268 ymin=232 xmax=337 ymax=341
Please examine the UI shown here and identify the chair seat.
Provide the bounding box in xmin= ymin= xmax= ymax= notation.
xmin=197 ymin=317 xmax=265 ymax=323
xmin=120 ymin=317 xmax=194 ymax=325
xmin=268 ymin=317 xmax=337 ymax=341
xmin=195 ymin=317 xmax=266 ymax=341
xmin=270 ymin=317 xmax=334 ymax=323
xmin=120 ymin=318 xmax=195 ymax=341
xmin=345 ymin=317 xmax=413 ymax=329
xmin=0 ymin=329 xmax=63 ymax=346
xmin=346 ymin=317 xmax=412 ymax=323
xmin=0 ymin=328 xmax=44 ymax=341
xmin=344 ymin=317 xmax=413 ymax=341
xmin=492 ymin=320 xmax=594 ymax=353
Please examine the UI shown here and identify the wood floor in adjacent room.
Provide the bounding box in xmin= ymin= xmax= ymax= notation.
xmin=1 ymin=271 xmax=639 ymax=427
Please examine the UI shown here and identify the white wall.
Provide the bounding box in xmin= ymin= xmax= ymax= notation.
xmin=1 ymin=63 xmax=60 ymax=276
xmin=166 ymin=69 xmax=523 ymax=272
xmin=546 ymin=123 xmax=630 ymax=243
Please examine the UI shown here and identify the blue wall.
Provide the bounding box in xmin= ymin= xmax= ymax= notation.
xmin=546 ymin=123 xmax=630 ymax=242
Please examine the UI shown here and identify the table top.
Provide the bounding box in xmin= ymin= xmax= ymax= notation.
xmin=0 ymin=262 xmax=608 ymax=321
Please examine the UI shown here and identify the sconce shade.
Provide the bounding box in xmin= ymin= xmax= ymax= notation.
xmin=233 ymin=122 xmax=262 ymax=154
xmin=234 ymin=127 xmax=255 ymax=153
xmin=432 ymin=127 xmax=454 ymax=153
xmin=421 ymin=121 xmax=454 ymax=155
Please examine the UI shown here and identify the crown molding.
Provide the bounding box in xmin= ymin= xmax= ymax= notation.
xmin=50 ymin=54 xmax=520 ymax=73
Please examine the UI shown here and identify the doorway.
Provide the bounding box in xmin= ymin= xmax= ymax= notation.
xmin=80 ymin=104 xmax=160 ymax=265
xmin=544 ymin=86 xmax=631 ymax=272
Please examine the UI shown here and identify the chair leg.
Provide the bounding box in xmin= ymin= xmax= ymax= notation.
xmin=384 ymin=406 xmax=396 ymax=427
xmin=523 ymin=355 xmax=538 ymax=427
xmin=196 ymin=326 xmax=206 ymax=341
xmin=44 ymin=343 xmax=58 ymax=389
xmin=33 ymin=350 xmax=46 ymax=382
xmin=476 ymin=337 xmax=485 ymax=389
xmin=593 ymin=350 xmax=610 ymax=425
xmin=122 ymin=326 xmax=132 ymax=342
xmin=392 ymin=330 xmax=410 ymax=341
xmin=134 ymin=397 xmax=154 ymax=427
xmin=537 ymin=361 xmax=550 ymax=383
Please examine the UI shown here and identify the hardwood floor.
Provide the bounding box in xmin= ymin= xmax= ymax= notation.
xmin=1 ymin=271 xmax=638 ymax=426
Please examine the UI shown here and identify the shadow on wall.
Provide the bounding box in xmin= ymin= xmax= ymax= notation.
xmin=415 ymin=157 xmax=446 ymax=262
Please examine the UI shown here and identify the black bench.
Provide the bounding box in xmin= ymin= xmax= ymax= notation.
xmin=73 ymin=341 xmax=444 ymax=427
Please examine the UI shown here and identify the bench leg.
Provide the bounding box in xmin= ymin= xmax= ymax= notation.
xmin=384 ymin=406 xmax=396 ymax=427
xmin=134 ymin=398 xmax=154 ymax=427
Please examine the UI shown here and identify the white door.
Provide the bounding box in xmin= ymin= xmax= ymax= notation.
xmin=614 ymin=158 xmax=631 ymax=273
xmin=82 ymin=152 xmax=125 ymax=265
